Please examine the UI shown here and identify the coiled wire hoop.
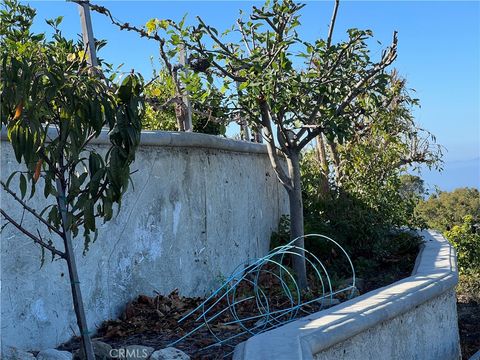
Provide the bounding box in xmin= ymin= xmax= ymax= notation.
xmin=169 ymin=234 xmax=355 ymax=351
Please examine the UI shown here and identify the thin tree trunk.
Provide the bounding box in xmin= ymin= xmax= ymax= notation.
xmin=56 ymin=174 xmax=94 ymax=360
xmin=257 ymin=100 xmax=307 ymax=288
xmin=315 ymin=133 xmax=330 ymax=196
xmin=240 ymin=119 xmax=250 ymax=141
xmin=253 ymin=129 xmax=263 ymax=143
xmin=174 ymin=102 xmax=186 ymax=131
xmin=327 ymin=140 xmax=342 ymax=188
xmin=179 ymin=44 xmax=193 ymax=131
xmin=286 ymin=151 xmax=308 ymax=290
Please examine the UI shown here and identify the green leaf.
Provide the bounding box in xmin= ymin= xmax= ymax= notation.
xmin=39 ymin=204 xmax=54 ymax=219
xmin=238 ymin=81 xmax=249 ymax=91
xmin=29 ymin=180 xmax=36 ymax=199
xmin=170 ymin=34 xmax=180 ymax=45
xmin=178 ymin=14 xmax=187 ymax=29
xmin=47 ymin=206 xmax=60 ymax=229
xmin=84 ymin=199 xmax=95 ymax=232
xmin=54 ymin=16 xmax=63 ymax=26
xmin=5 ymin=171 xmax=19 ymax=189
xmin=103 ymin=198 xmax=113 ymax=222
xmin=220 ymin=84 xmax=229 ymax=94
xmin=117 ymin=75 xmax=134 ymax=103
xmin=159 ymin=19 xmax=169 ymax=30
xmin=19 ymin=173 xmax=27 ymax=199
xmin=40 ymin=246 xmax=45 ymax=268
xmin=44 ymin=175 xmax=52 ymax=198
xmin=88 ymin=152 xmax=102 ymax=177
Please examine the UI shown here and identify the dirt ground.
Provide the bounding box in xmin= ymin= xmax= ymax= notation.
xmin=59 ymin=249 xmax=419 ymax=359
xmin=457 ymin=295 xmax=480 ymax=359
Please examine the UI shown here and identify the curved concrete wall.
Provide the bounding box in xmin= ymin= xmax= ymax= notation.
xmin=234 ymin=230 xmax=461 ymax=360
xmin=0 ymin=130 xmax=288 ymax=350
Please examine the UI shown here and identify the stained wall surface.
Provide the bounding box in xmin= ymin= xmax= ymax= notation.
xmin=0 ymin=131 xmax=288 ymax=350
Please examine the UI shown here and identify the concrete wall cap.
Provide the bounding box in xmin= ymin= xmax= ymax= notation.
xmin=0 ymin=127 xmax=268 ymax=155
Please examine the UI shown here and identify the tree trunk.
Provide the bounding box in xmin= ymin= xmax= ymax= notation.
xmin=56 ymin=177 xmax=95 ymax=360
xmin=286 ymin=151 xmax=308 ymax=290
xmin=174 ymin=102 xmax=186 ymax=132
xmin=256 ymin=100 xmax=308 ymax=289
xmin=179 ymin=43 xmax=193 ymax=131
xmin=315 ymin=133 xmax=330 ymax=197
xmin=327 ymin=140 xmax=342 ymax=188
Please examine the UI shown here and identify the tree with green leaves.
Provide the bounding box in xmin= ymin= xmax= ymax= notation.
xmin=84 ymin=5 xmax=229 ymax=135
xmin=301 ymin=68 xmax=441 ymax=252
xmin=417 ymin=188 xmax=480 ymax=232
xmin=399 ymin=174 xmax=426 ymax=200
xmin=445 ymin=215 xmax=480 ymax=275
xmin=445 ymin=215 xmax=480 ymax=302
xmin=314 ymin=70 xmax=442 ymax=193
xmin=84 ymin=0 xmax=429 ymax=288
xmin=170 ymin=0 xmax=401 ymax=288
xmin=0 ymin=1 xmax=144 ymax=358
xmin=143 ymin=68 xmax=227 ymax=135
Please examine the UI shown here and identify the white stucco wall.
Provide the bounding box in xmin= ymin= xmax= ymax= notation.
xmin=0 ymin=131 xmax=288 ymax=351
xmin=312 ymin=289 xmax=459 ymax=360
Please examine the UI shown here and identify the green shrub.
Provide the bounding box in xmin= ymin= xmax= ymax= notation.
xmin=457 ymin=272 xmax=480 ymax=302
xmin=416 ymin=188 xmax=480 ymax=232
xmin=143 ymin=70 xmax=226 ymax=135
xmin=270 ymin=214 xmax=422 ymax=285
xmin=300 ymin=150 xmax=425 ymax=255
xmin=445 ymin=215 xmax=480 ymax=275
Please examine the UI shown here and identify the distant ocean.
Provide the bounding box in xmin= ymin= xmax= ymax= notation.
xmin=419 ymin=158 xmax=480 ymax=193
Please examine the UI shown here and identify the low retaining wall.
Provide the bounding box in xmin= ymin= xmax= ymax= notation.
xmin=0 ymin=130 xmax=288 ymax=351
xmin=234 ymin=230 xmax=461 ymax=360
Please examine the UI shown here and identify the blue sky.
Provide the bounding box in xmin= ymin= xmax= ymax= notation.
xmin=25 ymin=1 xmax=480 ymax=191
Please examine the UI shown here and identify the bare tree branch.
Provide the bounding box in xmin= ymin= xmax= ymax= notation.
xmin=0 ymin=209 xmax=65 ymax=259
xmin=237 ymin=20 xmax=252 ymax=55
xmin=189 ymin=41 xmax=246 ymax=82
xmin=326 ymin=0 xmax=340 ymax=48
xmin=196 ymin=17 xmax=245 ymax=63
xmin=1 ymin=181 xmax=63 ymax=237
xmin=297 ymin=126 xmax=323 ymax=149
xmin=335 ymin=31 xmax=398 ymax=116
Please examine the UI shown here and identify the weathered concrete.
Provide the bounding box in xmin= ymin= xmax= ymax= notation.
xmin=150 ymin=348 xmax=190 ymax=360
xmin=234 ymin=230 xmax=461 ymax=360
xmin=2 ymin=346 xmax=36 ymax=360
xmin=313 ymin=289 xmax=459 ymax=360
xmin=0 ymin=131 xmax=288 ymax=351
xmin=37 ymin=349 xmax=73 ymax=360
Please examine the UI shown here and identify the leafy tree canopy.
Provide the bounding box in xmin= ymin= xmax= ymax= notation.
xmin=143 ymin=69 xmax=227 ymax=135
xmin=1 ymin=0 xmax=144 ymax=252
xmin=416 ymin=188 xmax=480 ymax=232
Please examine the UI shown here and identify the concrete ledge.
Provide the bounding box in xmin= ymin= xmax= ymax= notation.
xmin=0 ymin=127 xmax=268 ymax=154
xmin=234 ymin=230 xmax=460 ymax=360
